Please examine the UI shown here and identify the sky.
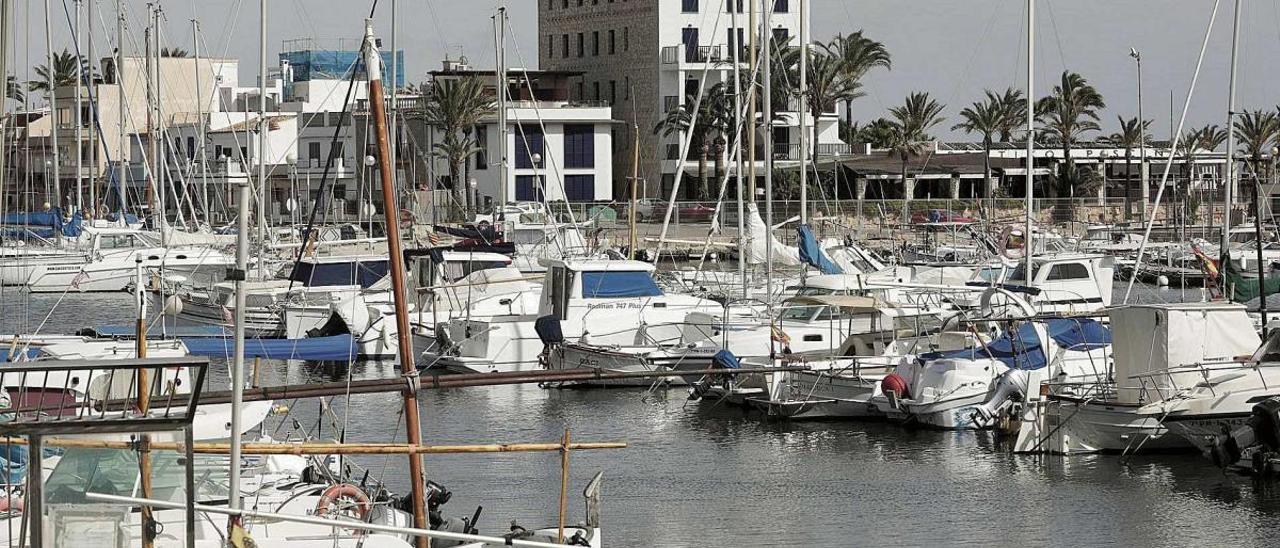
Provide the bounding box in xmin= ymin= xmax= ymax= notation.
xmin=17 ymin=0 xmax=1280 ymax=140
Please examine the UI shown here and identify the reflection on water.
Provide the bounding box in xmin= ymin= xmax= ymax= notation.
xmin=4 ymin=289 xmax=1280 ymax=545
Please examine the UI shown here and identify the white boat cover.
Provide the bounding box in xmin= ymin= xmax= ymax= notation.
xmin=1110 ymin=302 xmax=1260 ymax=404
xmin=743 ymin=203 xmax=802 ymax=267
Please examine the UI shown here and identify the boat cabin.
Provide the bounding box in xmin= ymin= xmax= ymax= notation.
xmin=1006 ymin=254 xmax=1115 ymax=313
xmin=285 ymin=254 xmax=389 ymax=289
xmin=539 ymin=259 xmax=665 ymax=320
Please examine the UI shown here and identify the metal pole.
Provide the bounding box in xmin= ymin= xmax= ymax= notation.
xmin=363 ymin=19 xmax=430 ymax=547
xmin=1136 ymin=52 xmax=1146 ymax=225
xmin=762 ymin=0 xmax=774 ymax=319
xmin=797 ymin=0 xmax=807 ymax=224
xmin=26 ymin=435 xmax=42 ymax=548
xmin=731 ymin=3 xmax=746 ymax=298
xmin=116 ymin=0 xmax=126 ymax=218
xmin=74 ymin=0 xmax=83 ymax=214
xmin=494 ymin=5 xmax=507 ymax=209
xmin=389 ymin=0 xmax=398 ymax=210
xmin=1024 ymin=0 xmax=1035 ymax=285
xmin=1221 ymin=0 xmax=1241 ymax=251
xmin=43 ymin=0 xmax=61 ymax=216
xmin=256 ymin=0 xmax=267 ymax=276
xmin=193 ymin=19 xmax=209 ymax=226
xmin=87 ymin=0 xmax=96 ymax=217
xmin=183 ymin=426 xmax=195 ymax=548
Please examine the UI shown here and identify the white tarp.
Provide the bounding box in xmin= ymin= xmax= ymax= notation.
xmin=1110 ymin=302 xmax=1260 ymax=404
xmin=743 ymin=203 xmax=802 ymax=267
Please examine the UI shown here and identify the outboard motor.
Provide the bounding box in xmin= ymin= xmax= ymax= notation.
xmin=1210 ymin=396 xmax=1280 ymax=474
xmin=972 ymin=368 xmax=1031 ymax=427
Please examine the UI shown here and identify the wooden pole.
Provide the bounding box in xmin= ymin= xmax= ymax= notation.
xmin=134 ymin=259 xmax=154 ymax=548
xmin=557 ymin=428 xmax=570 ymax=543
xmin=363 ymin=19 xmax=430 ymax=546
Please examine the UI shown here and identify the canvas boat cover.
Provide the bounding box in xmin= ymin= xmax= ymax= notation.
xmin=182 ymin=334 xmax=359 ymax=361
xmin=1109 ymin=302 xmax=1261 ymax=404
xmin=797 ymin=224 xmax=842 ymax=275
xmin=922 ymin=318 xmax=1111 ymax=371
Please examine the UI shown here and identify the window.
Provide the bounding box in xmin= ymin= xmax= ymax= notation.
xmin=308 ymin=142 xmax=321 ymax=161
xmin=515 ymin=125 xmax=544 ymax=168
xmin=562 ymin=34 xmax=570 ymax=57
xmin=772 ymin=28 xmax=789 ymax=45
xmin=562 ymin=0 xmax=568 ymax=7
xmin=516 ymin=175 xmax=544 ymax=201
xmin=564 ymin=174 xmax=595 ymax=201
xmin=331 ymin=141 xmax=345 ymax=161
xmin=728 ymin=28 xmax=745 ymax=57
xmin=684 ymin=79 xmax=699 ymax=105
xmin=609 ymin=80 xmax=616 ymax=104
xmin=577 ymin=32 xmax=584 ymax=57
xmin=624 ymin=76 xmax=631 ymax=99
xmin=592 ymin=31 xmax=600 ymax=56
xmin=576 ymin=81 xmax=584 ymax=100
xmin=547 ymin=34 xmax=554 ymax=58
xmin=1046 ymin=263 xmax=1092 ymax=281
xmin=682 ymin=0 xmax=698 ymax=13
xmin=608 ymin=30 xmax=616 ymax=54
xmin=186 ymin=136 xmax=196 ymax=159
xmin=580 ymin=271 xmax=663 ymax=298
xmin=726 ymin=0 xmax=744 ymax=12
xmin=773 ymin=0 xmax=789 ymax=12
xmin=624 ymin=27 xmax=629 ymax=51
xmin=474 ymin=125 xmax=488 ymax=169
xmin=592 ymin=81 xmax=600 ymax=100
xmin=564 ymin=124 xmax=595 ymax=168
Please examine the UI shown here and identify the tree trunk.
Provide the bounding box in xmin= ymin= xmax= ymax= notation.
xmin=698 ymin=143 xmax=709 ymax=201
xmin=1123 ymin=151 xmax=1132 ymax=221
xmin=845 ymin=102 xmax=853 ymax=143
xmin=450 ymin=159 xmax=466 ymax=221
xmin=983 ymin=141 xmax=993 ymax=220
xmin=900 ymin=158 xmax=911 ymax=223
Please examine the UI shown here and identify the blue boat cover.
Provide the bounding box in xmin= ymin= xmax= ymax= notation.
xmin=535 ymin=315 xmax=564 ymax=344
xmin=1 ymin=348 xmax=43 ymax=362
xmin=1 ymin=209 xmax=80 ymax=237
xmin=182 ymin=334 xmax=359 ymax=361
xmin=920 ymin=319 xmax=1111 ymax=370
xmin=580 ymin=271 xmax=663 ymax=298
xmin=712 ymin=349 xmax=741 ymax=369
xmin=291 ymin=260 xmax=389 ymax=289
xmin=796 ymin=224 xmax=842 ymax=275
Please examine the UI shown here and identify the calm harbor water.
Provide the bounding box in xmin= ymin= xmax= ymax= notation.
xmin=3 ymin=286 xmax=1280 ymax=546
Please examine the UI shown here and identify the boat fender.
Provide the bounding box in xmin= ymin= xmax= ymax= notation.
xmin=881 ymin=373 xmax=910 ymax=400
xmin=314 ymin=483 xmax=372 ymax=522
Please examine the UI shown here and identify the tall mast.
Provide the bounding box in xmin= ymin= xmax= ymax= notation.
xmin=389 ymin=0 xmax=397 ymax=212
xmin=256 ymin=0 xmax=267 ymax=276
xmin=43 ymin=0 xmax=60 ymax=216
xmin=153 ymin=5 xmax=168 ymax=240
xmin=362 ymin=18 xmax=430 ymax=546
xmin=144 ymin=7 xmax=156 ymax=231
xmin=87 ymin=0 xmax=96 ymax=216
xmin=74 ymin=0 xmax=83 ymax=214
xmin=115 ymin=0 xmax=125 ymax=218
xmin=762 ymin=0 xmax=774 ymax=311
xmin=1221 ymin=0 xmax=1241 ymax=252
xmin=0 ymin=1 xmax=10 ymax=232
xmin=193 ymin=18 xmax=208 ymax=225
xmin=731 ymin=2 xmax=745 ymax=296
xmin=745 ymin=0 xmax=756 ymax=284
xmin=495 ymin=4 xmax=507 ymax=208
xmin=797 ymin=0 xmax=807 ymax=224
xmin=1023 ymin=0 xmax=1035 ymax=285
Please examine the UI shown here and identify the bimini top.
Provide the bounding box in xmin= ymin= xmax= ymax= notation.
xmin=921 ymin=318 xmax=1111 ymax=370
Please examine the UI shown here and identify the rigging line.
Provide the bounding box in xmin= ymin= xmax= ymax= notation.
xmin=1041 ymin=0 xmax=1069 ymax=74
xmin=423 ymin=0 xmax=449 ymax=54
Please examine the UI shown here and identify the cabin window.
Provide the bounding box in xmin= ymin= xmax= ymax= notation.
xmin=442 ymin=260 xmax=510 ymax=283
xmin=579 ymin=271 xmax=662 ymax=298
xmin=1046 ymin=263 xmax=1091 ymax=281
xmin=291 ymin=260 xmax=389 ymax=288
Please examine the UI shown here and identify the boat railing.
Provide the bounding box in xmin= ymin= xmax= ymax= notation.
xmin=1126 ymin=358 xmax=1277 ymax=403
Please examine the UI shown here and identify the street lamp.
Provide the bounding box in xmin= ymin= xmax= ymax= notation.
xmin=469 ymin=178 xmax=478 ymax=215
xmin=1130 ymin=47 xmax=1146 ymax=223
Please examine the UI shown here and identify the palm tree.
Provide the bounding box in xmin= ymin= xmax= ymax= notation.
xmin=846 ymin=118 xmax=895 ymax=149
xmin=160 ymin=47 xmax=189 ymax=58
xmin=888 ymin=91 xmax=945 ymax=220
xmin=28 ymin=49 xmax=94 ymax=92
xmin=654 ymin=84 xmax=735 ymax=201
xmin=953 ymin=90 xmax=1009 ymax=202
xmin=1035 ymin=71 xmax=1106 ymax=198
xmin=422 ymin=77 xmax=494 ymax=218
xmin=994 ymin=87 xmax=1027 ymax=143
xmin=1233 ymin=109 xmax=1280 ymax=195
xmin=5 ymin=75 xmax=23 ymax=104
xmin=1107 ymin=116 xmax=1151 ymax=220
xmin=827 ymin=31 xmax=891 ymax=143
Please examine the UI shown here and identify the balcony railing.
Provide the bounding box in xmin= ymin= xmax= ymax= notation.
xmin=661 ymin=45 xmax=726 ymax=65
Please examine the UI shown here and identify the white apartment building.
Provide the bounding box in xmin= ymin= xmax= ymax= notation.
xmin=540 ymin=0 xmax=840 ymax=199
xmin=412 ymin=66 xmax=614 ymax=209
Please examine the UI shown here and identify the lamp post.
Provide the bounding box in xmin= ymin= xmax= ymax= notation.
xmin=1130 ymin=47 xmax=1146 ymax=224
xmin=531 ymin=152 xmax=542 ymax=202
xmin=469 ymin=178 xmax=478 ymax=215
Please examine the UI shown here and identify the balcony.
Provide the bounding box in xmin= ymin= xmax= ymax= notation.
xmin=660 ymin=45 xmax=728 ymax=66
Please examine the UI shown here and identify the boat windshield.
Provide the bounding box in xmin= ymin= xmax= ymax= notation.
xmin=442 ymin=260 xmax=511 ymax=283
xmin=45 ymin=447 xmax=231 ymax=505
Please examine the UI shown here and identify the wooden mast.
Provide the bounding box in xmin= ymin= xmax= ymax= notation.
xmin=362 ymin=19 xmax=430 ymax=545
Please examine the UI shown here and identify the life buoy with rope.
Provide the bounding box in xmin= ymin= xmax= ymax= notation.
xmin=314 ymin=483 xmax=372 ymax=524
xmin=399 ymin=208 xmax=415 ymax=229
xmin=998 ymin=226 xmax=1026 ymax=260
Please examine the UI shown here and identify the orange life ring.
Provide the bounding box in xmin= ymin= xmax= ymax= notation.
xmin=399 ymin=208 xmax=415 ymax=227
xmin=315 ymin=483 xmax=372 ymax=524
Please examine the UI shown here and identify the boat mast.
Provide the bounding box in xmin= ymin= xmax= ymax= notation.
xmin=762 ymin=0 xmax=774 ymax=325
xmin=194 ymin=18 xmax=209 ymax=226
xmin=0 ymin=1 xmax=10 ymax=225
xmin=87 ymin=0 xmax=96 ymax=217
xmin=115 ymin=0 xmax=125 ymax=218
xmin=797 ymin=0 xmax=807 ymax=225
xmin=1023 ymin=0 xmax=1035 ymax=285
xmin=745 ymin=0 xmax=756 ymax=289
xmin=42 ymin=0 xmax=61 ymax=221
xmin=1221 ymin=0 xmax=1240 ymax=253
xmin=731 ymin=1 xmax=745 ymax=298
xmin=145 ymin=9 xmax=157 ymax=232
xmin=363 ymin=18 xmax=430 ymax=545
xmin=495 ymin=4 xmax=507 ymax=209
xmin=256 ymin=0 xmax=267 ymax=276
xmin=133 ymin=258 xmax=156 ymax=548
xmin=74 ymin=0 xmax=83 ymax=215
